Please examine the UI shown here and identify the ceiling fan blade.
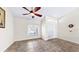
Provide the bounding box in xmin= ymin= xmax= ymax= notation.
xmin=23 ymin=13 xmax=31 ymax=15
xmin=33 ymin=13 xmax=42 ymax=17
xmin=34 ymin=7 xmax=41 ymax=12
xmin=22 ymin=7 xmax=31 ymax=12
xmin=23 ymin=14 xmax=29 ymax=15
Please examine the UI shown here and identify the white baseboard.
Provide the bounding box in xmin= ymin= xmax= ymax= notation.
xmin=2 ymin=41 xmax=14 ymax=52
xmin=42 ymin=36 xmax=58 ymax=41
xmin=58 ymin=36 xmax=79 ymax=44
xmin=15 ymin=37 xmax=41 ymax=41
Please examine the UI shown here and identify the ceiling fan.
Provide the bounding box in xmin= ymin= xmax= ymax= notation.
xmin=22 ymin=7 xmax=42 ymax=18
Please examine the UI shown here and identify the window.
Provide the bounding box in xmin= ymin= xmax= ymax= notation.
xmin=27 ymin=25 xmax=38 ymax=36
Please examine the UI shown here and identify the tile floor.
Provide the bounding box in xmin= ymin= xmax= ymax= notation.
xmin=5 ymin=38 xmax=79 ymax=52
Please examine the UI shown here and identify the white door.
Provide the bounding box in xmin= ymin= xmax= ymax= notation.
xmin=42 ymin=17 xmax=57 ymax=40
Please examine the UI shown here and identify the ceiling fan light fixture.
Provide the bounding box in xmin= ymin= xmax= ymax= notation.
xmin=30 ymin=13 xmax=34 ymax=16
xmin=30 ymin=13 xmax=35 ymax=18
xmin=32 ymin=16 xmax=35 ymax=18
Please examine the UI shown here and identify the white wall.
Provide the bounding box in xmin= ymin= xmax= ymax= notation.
xmin=14 ymin=16 xmax=58 ymax=41
xmin=0 ymin=7 xmax=14 ymax=51
xmin=42 ymin=17 xmax=58 ymax=40
xmin=14 ymin=17 xmax=41 ymax=41
xmin=58 ymin=9 xmax=79 ymax=44
xmin=1 ymin=7 xmax=79 ymax=51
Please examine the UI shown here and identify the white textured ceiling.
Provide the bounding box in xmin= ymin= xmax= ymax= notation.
xmin=8 ymin=7 xmax=78 ymax=19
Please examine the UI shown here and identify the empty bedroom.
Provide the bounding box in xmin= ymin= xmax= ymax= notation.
xmin=0 ymin=7 xmax=79 ymax=52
